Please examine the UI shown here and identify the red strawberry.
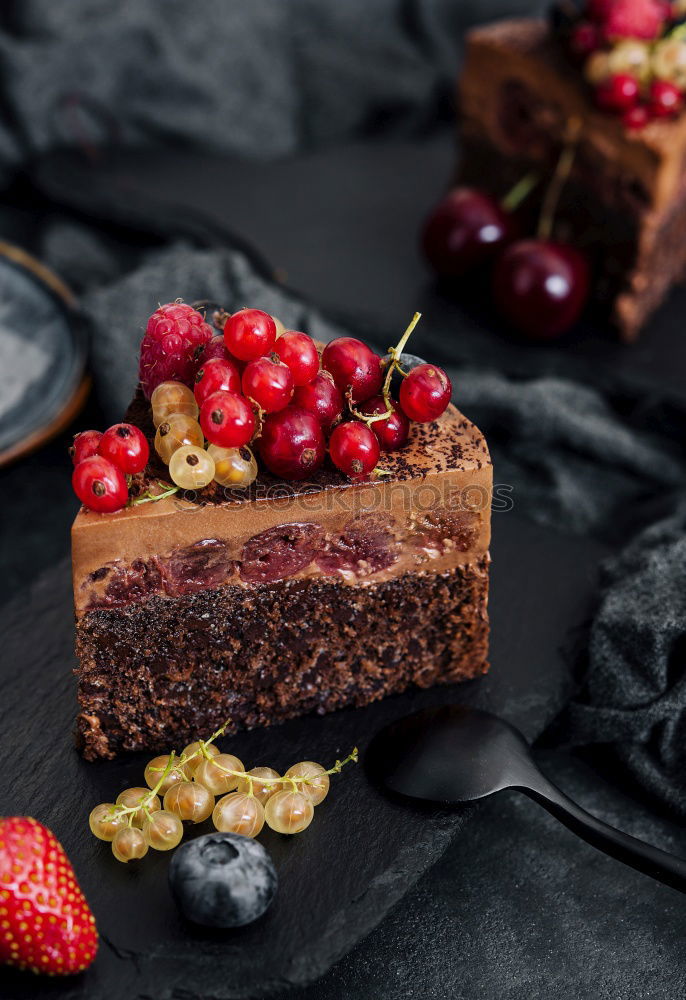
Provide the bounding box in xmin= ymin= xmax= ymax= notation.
xmin=0 ymin=817 xmax=98 ymax=976
xmin=603 ymin=0 xmax=666 ymax=40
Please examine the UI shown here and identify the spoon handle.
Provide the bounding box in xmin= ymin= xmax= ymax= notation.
xmin=519 ymin=776 xmax=686 ymax=893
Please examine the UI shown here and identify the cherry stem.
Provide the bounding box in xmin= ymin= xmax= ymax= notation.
xmin=537 ymin=116 xmax=582 ymax=243
xmin=501 ymin=171 xmax=539 ymax=214
xmin=349 ymin=312 xmax=422 ymax=427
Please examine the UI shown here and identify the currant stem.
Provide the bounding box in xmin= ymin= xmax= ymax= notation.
xmin=349 ymin=312 xmax=422 ymax=427
xmin=537 ymin=117 xmax=582 ymax=243
xmin=501 ymin=172 xmax=539 ymax=214
xmin=131 ymin=483 xmax=180 ymax=506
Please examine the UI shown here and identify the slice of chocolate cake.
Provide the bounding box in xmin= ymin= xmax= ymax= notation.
xmin=458 ymin=17 xmax=686 ymax=340
xmin=72 ymin=397 xmax=492 ymax=760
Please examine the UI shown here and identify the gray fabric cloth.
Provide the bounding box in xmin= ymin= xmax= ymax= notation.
xmin=0 ymin=0 xmax=540 ymax=182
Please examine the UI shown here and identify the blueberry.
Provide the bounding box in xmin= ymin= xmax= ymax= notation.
xmin=169 ymin=832 xmax=277 ymax=928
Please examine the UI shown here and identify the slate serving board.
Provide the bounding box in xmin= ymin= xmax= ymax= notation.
xmin=0 ymin=512 xmax=607 ymax=1000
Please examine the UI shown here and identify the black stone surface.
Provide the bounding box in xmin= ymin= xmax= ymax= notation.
xmin=0 ymin=513 xmax=605 ymax=999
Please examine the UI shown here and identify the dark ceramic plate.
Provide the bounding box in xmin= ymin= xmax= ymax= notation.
xmin=0 ymin=241 xmax=88 ymax=465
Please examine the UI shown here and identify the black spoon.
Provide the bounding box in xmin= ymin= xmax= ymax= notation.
xmin=366 ymin=705 xmax=686 ymax=893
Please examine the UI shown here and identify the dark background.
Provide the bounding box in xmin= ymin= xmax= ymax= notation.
xmin=0 ymin=2 xmax=685 ymax=998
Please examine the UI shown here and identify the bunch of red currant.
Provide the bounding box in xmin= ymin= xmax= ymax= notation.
xmin=423 ymin=123 xmax=589 ymax=340
xmin=146 ymin=302 xmax=452 ymax=485
xmin=555 ymin=0 xmax=686 ymax=128
xmin=70 ymin=301 xmax=453 ymax=510
xmin=70 ymin=423 xmax=150 ymax=513
xmin=88 ymin=724 xmax=358 ymax=862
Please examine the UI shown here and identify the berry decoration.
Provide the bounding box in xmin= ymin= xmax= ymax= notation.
xmin=72 ymin=455 xmax=129 ymax=513
xmin=199 ymin=391 xmax=256 ymax=448
xmin=274 ymin=330 xmax=320 ymax=385
xmin=70 ymin=429 xmax=102 ymax=466
xmin=329 ymin=422 xmax=381 ymax=479
xmin=168 ymin=445 xmax=216 ymax=490
xmin=223 ymin=308 xmax=277 ymax=361
xmin=649 ymin=78 xmax=683 ymax=115
xmin=87 ymin=723 xmax=357 ymax=864
xmin=194 ymin=357 xmax=242 ymax=405
xmin=139 ymin=301 xmax=213 ymax=398
xmin=242 ymin=354 xmax=294 ymax=413
xmin=595 ymin=72 xmax=640 ymax=110
xmin=359 ymin=395 xmax=410 ymax=451
xmin=154 ymin=413 xmax=204 ymax=465
xmin=399 ymin=364 xmax=453 ymax=423
xmin=603 ymin=0 xmax=666 ymax=42
xmin=291 ymin=372 xmax=344 ymax=432
xmin=98 ymin=422 xmax=150 ymax=475
xmin=259 ymin=407 xmax=326 ymax=480
xmin=207 ymin=444 xmax=258 ymax=489
xmin=321 ymin=337 xmax=383 ymax=403
xmin=151 ymin=381 xmax=199 ymax=427
xmin=0 ymin=817 xmax=98 ymax=975
xmin=169 ymin=833 xmax=277 ymax=928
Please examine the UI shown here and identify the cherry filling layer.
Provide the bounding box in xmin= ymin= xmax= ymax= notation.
xmin=81 ymin=509 xmax=481 ymax=611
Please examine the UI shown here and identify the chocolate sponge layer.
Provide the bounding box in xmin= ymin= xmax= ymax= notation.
xmin=75 ymin=560 xmax=490 ymax=759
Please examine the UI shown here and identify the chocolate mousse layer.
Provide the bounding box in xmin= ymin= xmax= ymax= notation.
xmin=73 ymin=393 xmax=492 ymax=759
xmin=458 ymin=18 xmax=686 ymax=340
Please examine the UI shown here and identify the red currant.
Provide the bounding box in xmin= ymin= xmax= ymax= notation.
xmin=199 ymin=391 xmax=256 ymax=448
xmin=623 ymin=104 xmax=651 ymax=130
xmin=595 ymin=74 xmax=639 ymax=113
xmin=194 ymin=357 xmax=241 ymax=405
xmin=329 ymin=422 xmax=380 ymax=479
xmin=70 ymin=430 xmax=102 ymax=466
xmin=421 ymin=188 xmax=516 ymax=278
xmin=259 ymin=407 xmax=325 ymax=480
xmin=72 ymin=456 xmax=129 ymax=513
xmin=321 ymin=338 xmax=383 ymax=404
xmin=242 ymin=355 xmax=294 ymax=413
xmin=649 ymin=79 xmax=682 ymax=118
xmin=98 ymin=423 xmax=150 ymax=475
xmin=194 ymin=334 xmax=232 ymax=369
xmin=274 ymin=330 xmax=319 ymax=386
xmin=359 ymin=396 xmax=410 ymax=451
xmin=492 ymin=239 xmax=590 ymax=340
xmin=291 ymin=372 xmax=344 ymax=431
xmin=223 ymin=309 xmax=277 ymax=361
xmin=399 ymin=365 xmax=452 ymax=423
xmin=569 ymin=21 xmax=601 ymax=60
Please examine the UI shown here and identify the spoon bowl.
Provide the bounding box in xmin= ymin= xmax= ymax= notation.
xmin=367 ymin=705 xmax=536 ymax=803
xmin=367 ymin=703 xmax=686 ymax=893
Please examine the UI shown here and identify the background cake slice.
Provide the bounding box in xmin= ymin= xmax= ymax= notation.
xmin=458 ymin=17 xmax=686 ymax=341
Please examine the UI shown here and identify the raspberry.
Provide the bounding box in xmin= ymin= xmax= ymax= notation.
xmin=603 ymin=0 xmax=666 ymax=41
xmin=139 ymin=302 xmax=213 ymax=398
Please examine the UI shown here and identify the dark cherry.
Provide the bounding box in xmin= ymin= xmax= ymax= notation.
xmin=321 ymin=338 xmax=383 ymax=404
xmin=421 ymin=187 xmax=516 ymax=278
xmin=259 ymin=406 xmax=325 ymax=480
xmin=493 ymin=239 xmax=590 ymax=340
xmin=291 ymin=372 xmax=344 ymax=432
